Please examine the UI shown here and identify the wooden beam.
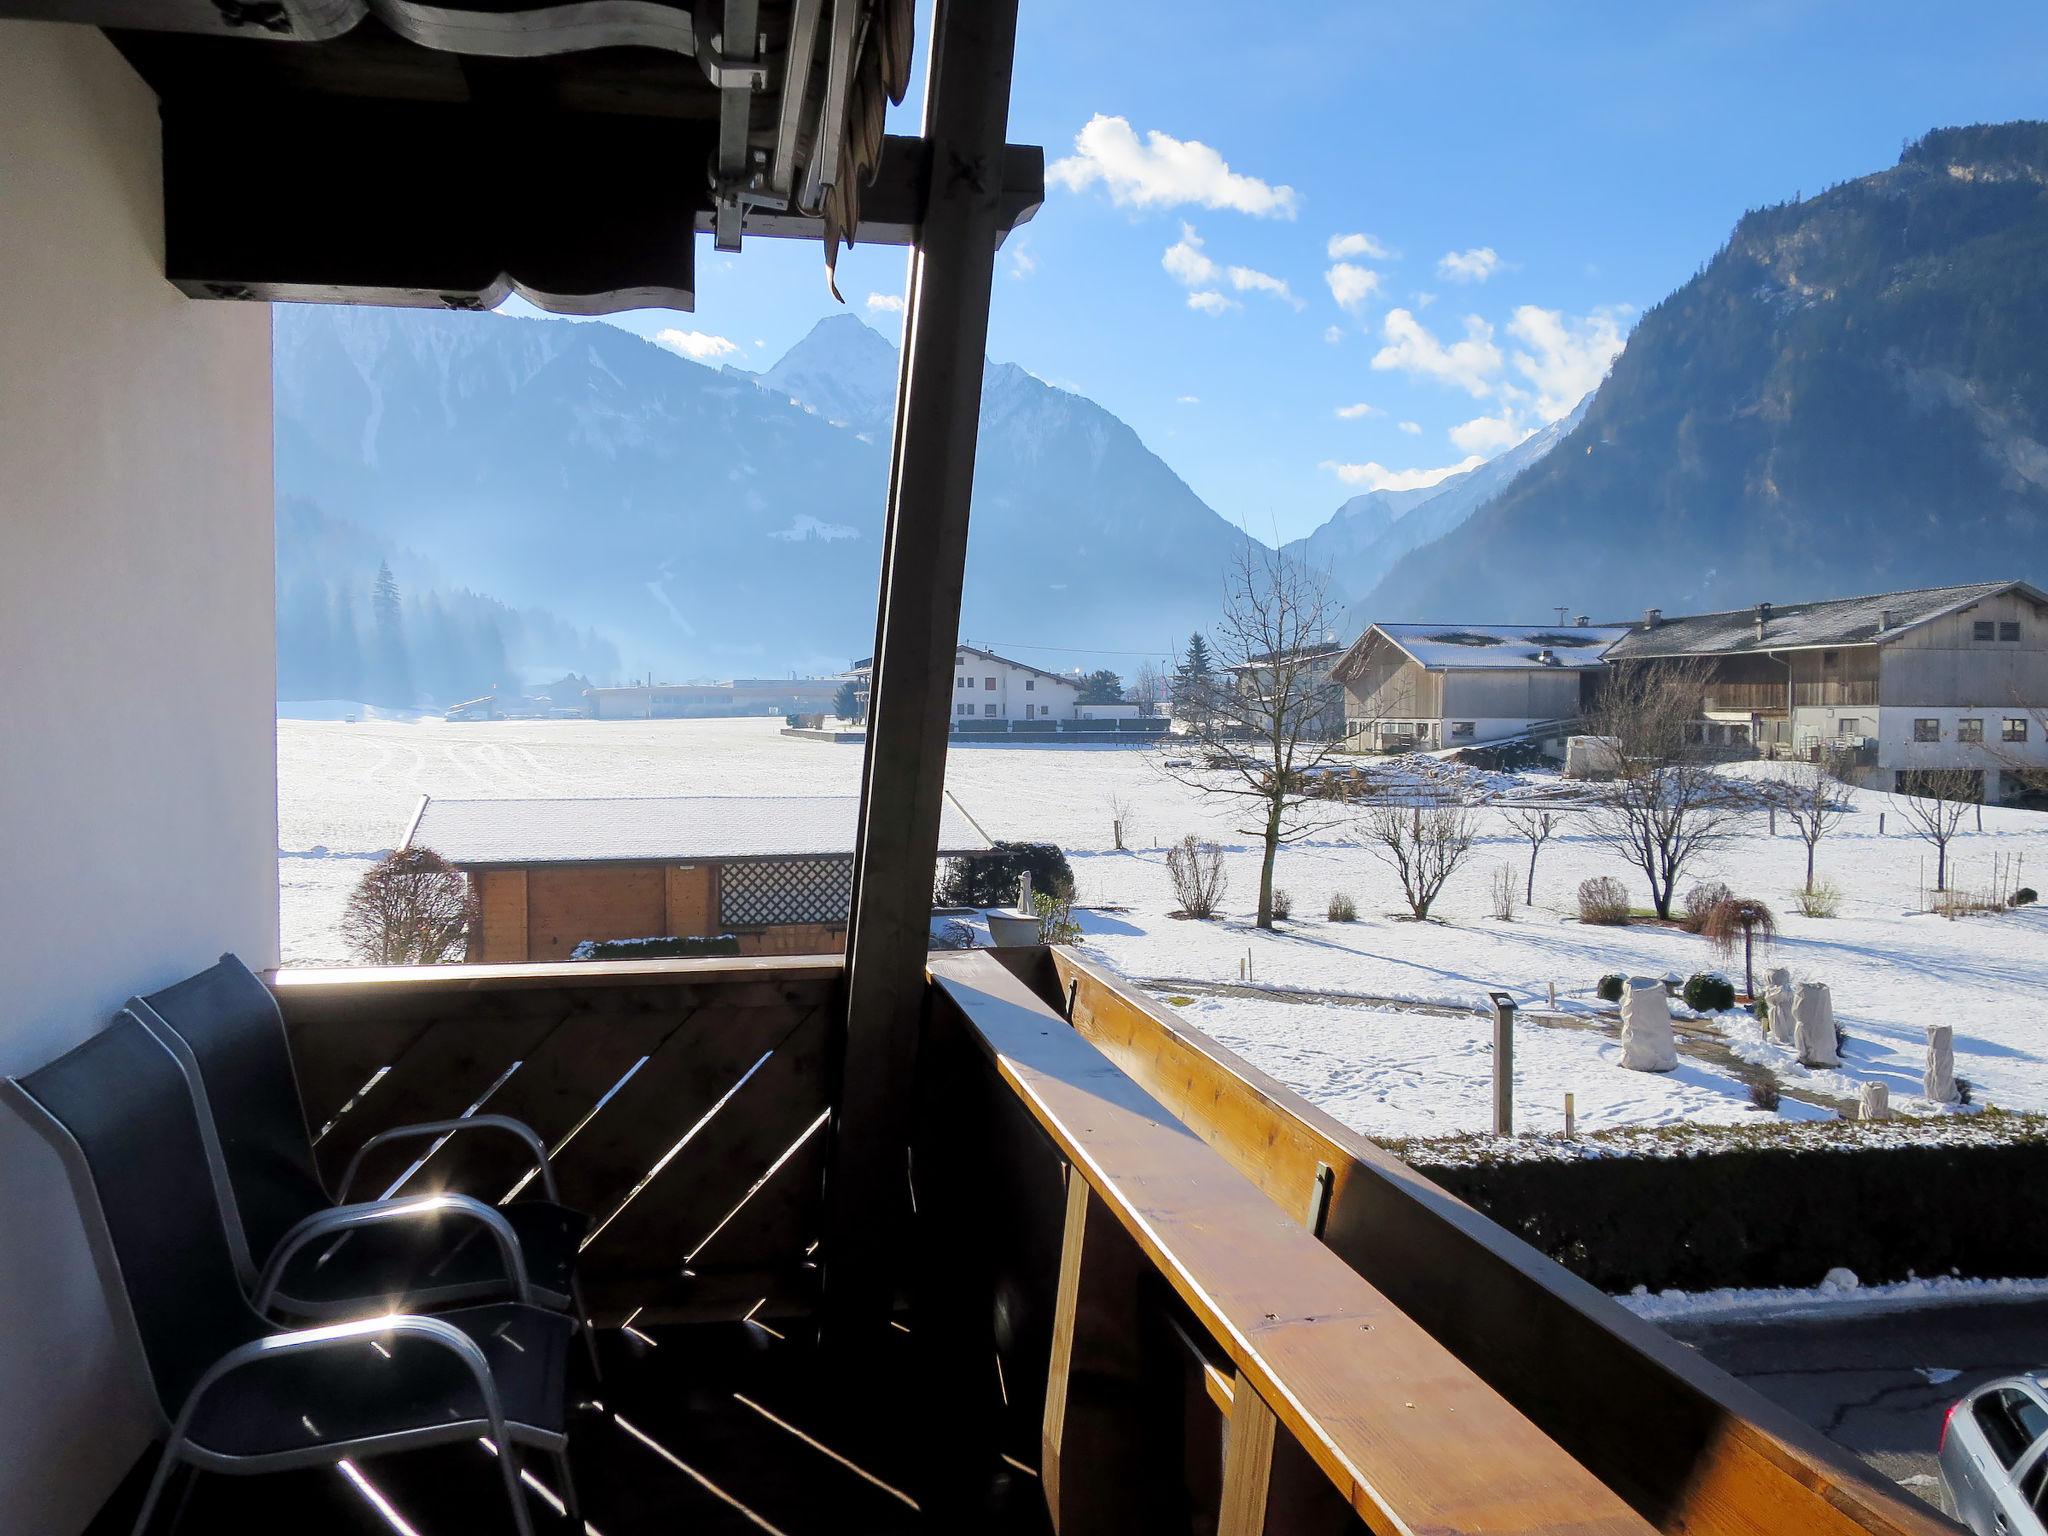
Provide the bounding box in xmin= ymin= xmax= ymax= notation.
xmin=1216 ymin=1377 xmax=1278 ymax=1536
xmin=827 ymin=0 xmax=1022 ymax=1339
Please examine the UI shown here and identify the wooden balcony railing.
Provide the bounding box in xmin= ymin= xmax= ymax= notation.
xmin=1791 ymin=680 xmax=1879 ymax=708
xmin=1702 ymin=681 xmax=1789 ymax=713
xmin=268 ymin=950 xmax=1956 ymax=1536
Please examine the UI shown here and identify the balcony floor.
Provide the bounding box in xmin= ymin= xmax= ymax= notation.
xmin=90 ymin=1319 xmax=1050 ymax=1536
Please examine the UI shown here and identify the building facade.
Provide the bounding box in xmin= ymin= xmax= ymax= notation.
xmin=945 ymin=645 xmax=1080 ymax=722
xmin=587 ymin=676 xmax=849 ymax=720
xmin=1332 ymin=623 xmax=1628 ymax=751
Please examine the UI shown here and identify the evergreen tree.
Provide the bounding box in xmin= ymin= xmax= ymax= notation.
xmin=369 ymin=560 xmax=412 ymax=707
xmin=1078 ymin=668 xmax=1124 ymax=704
xmin=1173 ymin=632 xmax=1216 ymax=717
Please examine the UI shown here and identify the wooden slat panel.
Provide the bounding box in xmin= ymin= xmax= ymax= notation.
xmin=666 ymin=863 xmax=716 ymax=936
xmin=286 ymin=1014 xmax=436 ymax=1136
xmin=396 ymin=990 xmax=703 ymax=1201
xmin=1041 ymin=948 xmax=1957 ymax=1536
xmin=477 ymin=869 xmax=528 ymax=962
xmin=527 ymin=865 xmax=667 ymax=961
xmin=930 ymin=951 xmax=1652 ymax=1536
xmin=580 ymin=1004 xmax=830 ymax=1284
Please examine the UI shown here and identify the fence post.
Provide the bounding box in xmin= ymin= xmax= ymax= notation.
xmin=1488 ymin=990 xmax=1515 ymax=1136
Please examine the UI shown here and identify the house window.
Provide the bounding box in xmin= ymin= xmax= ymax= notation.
xmin=1913 ymin=718 xmax=1940 ymax=742
xmin=1450 ymin=721 xmax=1476 ymax=740
xmin=955 ymin=655 xmax=964 ymax=666
xmin=984 ymin=703 xmax=998 ymax=718
xmin=1958 ymin=718 xmax=1984 ymax=744
xmin=1838 ymin=718 xmax=1860 ymax=736
xmin=2002 ymin=621 xmax=2022 ymax=642
xmin=984 ymin=677 xmax=995 ymax=690
xmin=2005 ymin=717 xmax=2030 ymax=743
xmin=1975 ymin=621 xmax=1996 ymax=641
xmin=1025 ymin=679 xmax=1035 ymax=691
xmin=956 ymin=703 xmax=972 ymax=717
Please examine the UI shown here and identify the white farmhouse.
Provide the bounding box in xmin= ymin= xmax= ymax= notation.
xmin=947 ymin=644 xmax=1080 ymax=722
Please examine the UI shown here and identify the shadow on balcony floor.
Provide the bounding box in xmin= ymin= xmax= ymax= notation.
xmin=89 ymin=1319 xmax=1050 ymax=1536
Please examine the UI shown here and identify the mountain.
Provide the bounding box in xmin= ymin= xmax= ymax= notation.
xmin=1359 ymin=123 xmax=2048 ymax=622
xmin=274 ymin=308 xmax=1255 ymax=679
xmin=1283 ymin=393 xmax=1590 ymax=619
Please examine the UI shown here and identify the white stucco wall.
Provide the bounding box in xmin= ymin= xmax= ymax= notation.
xmin=0 ymin=24 xmax=278 ymax=1532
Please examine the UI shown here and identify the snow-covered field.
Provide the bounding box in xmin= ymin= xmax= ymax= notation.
xmin=279 ymin=715 xmax=2048 ymax=1141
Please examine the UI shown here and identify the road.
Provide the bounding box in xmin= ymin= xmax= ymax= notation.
xmin=1662 ymin=1297 xmax=2048 ymax=1510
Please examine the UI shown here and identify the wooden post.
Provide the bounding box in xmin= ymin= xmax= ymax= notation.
xmin=1217 ymin=1377 xmax=1279 ymax=1536
xmin=828 ymin=0 xmax=1025 ymax=1340
xmin=1489 ymin=991 xmax=1515 ymax=1136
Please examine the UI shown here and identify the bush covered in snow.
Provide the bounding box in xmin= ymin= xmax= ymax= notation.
xmin=1271 ymin=888 xmax=1293 ymax=920
xmin=570 ymin=934 xmax=741 ymax=960
xmin=2015 ymin=887 xmax=2040 ymax=907
xmin=1596 ymin=972 xmax=1627 ymax=1003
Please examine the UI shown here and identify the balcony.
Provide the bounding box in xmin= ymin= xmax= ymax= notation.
xmin=85 ymin=949 xmax=1951 ymax=1536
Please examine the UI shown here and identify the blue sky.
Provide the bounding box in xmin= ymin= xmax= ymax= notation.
xmin=586 ymin=0 xmax=2048 ymax=545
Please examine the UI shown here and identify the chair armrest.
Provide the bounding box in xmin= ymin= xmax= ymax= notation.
xmin=336 ymin=1114 xmax=559 ymax=1204
xmin=256 ymin=1194 xmax=531 ymax=1315
xmin=169 ymin=1314 xmax=510 ymax=1454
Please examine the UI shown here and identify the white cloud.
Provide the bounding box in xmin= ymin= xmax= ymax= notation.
xmin=1414 ymin=290 xmax=1437 ymax=308
xmin=1334 ymin=402 xmax=1380 ymax=420
xmin=1047 ymin=114 xmax=1299 ymax=217
xmin=653 ymin=328 xmax=743 ymax=362
xmin=1176 ymin=394 xmax=1201 ymax=405
xmin=1323 ymin=324 xmax=1345 ymax=345
xmin=1325 ymin=262 xmax=1382 ymax=313
xmin=1370 ymin=308 xmax=1504 ymax=397
xmin=865 ymin=292 xmax=905 ymax=313
xmin=1319 ymin=455 xmax=1484 ymax=491
xmin=1398 ymin=420 xmax=1422 ymax=435
xmin=1327 ymin=232 xmax=1393 ymax=260
xmin=1165 ymin=225 xmax=1300 ymax=307
xmin=1506 ymin=303 xmax=1630 ymax=420
xmin=1449 ymin=410 xmax=1532 ymax=455
xmin=1438 ymin=247 xmax=1504 ymax=283
xmin=1008 ymin=246 xmax=1038 ymax=279
xmin=1186 ymin=291 xmax=1238 ymax=315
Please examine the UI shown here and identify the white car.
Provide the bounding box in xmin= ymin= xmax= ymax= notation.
xmin=1942 ymin=1375 xmax=2048 ymax=1535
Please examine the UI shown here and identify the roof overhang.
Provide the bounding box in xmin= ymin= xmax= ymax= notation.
xmin=8 ymin=1 xmax=1042 ymax=313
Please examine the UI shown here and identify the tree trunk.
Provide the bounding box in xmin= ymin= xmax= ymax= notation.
xmin=1742 ymin=928 xmax=1754 ymax=999
xmin=1256 ymin=799 xmax=1281 ymax=928
xmin=1936 ymin=843 xmax=1948 ymax=893
xmin=1525 ymin=845 xmax=1539 ymax=905
xmin=1805 ymin=842 xmax=1815 ymax=893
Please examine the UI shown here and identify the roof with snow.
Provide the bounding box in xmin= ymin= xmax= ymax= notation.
xmin=1361 ymin=623 xmax=1632 ymax=673
xmin=1605 ymin=581 xmax=2044 ymax=659
xmin=407 ymin=795 xmax=990 ymax=868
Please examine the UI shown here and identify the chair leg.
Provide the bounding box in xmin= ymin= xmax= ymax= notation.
xmin=552 ymin=1447 xmax=582 ymax=1524
xmin=493 ymin=1440 xmax=538 ymax=1536
xmin=570 ymin=1276 xmax=603 ymax=1384
xmin=129 ymin=1441 xmax=185 ymax=1536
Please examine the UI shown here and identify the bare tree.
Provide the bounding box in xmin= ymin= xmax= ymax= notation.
xmin=1895 ymin=767 xmax=1979 ymax=892
xmin=1770 ymin=763 xmax=1849 ymax=893
xmin=1501 ymin=807 xmax=1559 ymax=905
xmin=1583 ymin=657 xmax=1742 ymax=919
xmin=1107 ymin=791 xmax=1134 ymax=851
xmin=341 ymin=847 xmax=477 ymax=964
xmin=1163 ymin=546 xmax=1350 ymax=928
xmin=1360 ymin=797 xmax=1477 ymax=920
xmin=1127 ymin=662 xmax=1168 ymax=718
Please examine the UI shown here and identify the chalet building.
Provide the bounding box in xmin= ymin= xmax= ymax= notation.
xmin=1332 ymin=623 xmax=1630 ymax=750
xmin=409 ymin=795 xmax=990 ymax=961
xmin=1606 ymin=581 xmax=2048 ymax=800
xmin=0 ymin=7 xmax=1960 ymax=1536
xmin=586 ymin=676 xmax=849 ymax=720
xmin=1222 ymin=643 xmax=1348 ymax=740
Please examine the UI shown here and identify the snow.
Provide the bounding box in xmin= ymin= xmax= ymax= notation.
xmin=279 ymin=715 xmax=2048 ymax=1142
xmin=1374 ymin=622 xmax=1630 ymax=670
xmin=1616 ymin=1270 xmax=2048 ymax=1324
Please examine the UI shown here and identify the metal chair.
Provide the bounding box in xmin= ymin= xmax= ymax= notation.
xmin=4 ymin=1013 xmax=577 ymax=1536
xmin=128 ymin=955 xmax=595 ymax=1349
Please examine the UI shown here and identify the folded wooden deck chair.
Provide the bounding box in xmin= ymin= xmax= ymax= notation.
xmin=128 ymin=955 xmax=593 ymax=1348
xmin=4 ymin=1013 xmax=576 ymax=1536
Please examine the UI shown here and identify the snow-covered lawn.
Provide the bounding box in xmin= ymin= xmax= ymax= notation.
xmin=278 ymin=715 xmax=2048 ymax=1140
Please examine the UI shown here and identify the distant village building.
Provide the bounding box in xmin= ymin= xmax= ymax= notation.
xmin=1220 ymin=643 xmax=1348 ymax=740
xmin=408 ymin=794 xmax=990 ymax=962
xmin=852 ymin=644 xmax=1090 ymax=726
xmin=1331 ymin=623 xmax=1628 ymax=750
xmin=1605 ymin=580 xmax=2048 ymax=800
xmin=585 ymin=676 xmax=850 ymax=720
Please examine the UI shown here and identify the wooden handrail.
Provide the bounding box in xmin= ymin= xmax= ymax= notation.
xmin=272 ymin=953 xmax=844 ymax=997
xmin=929 ymin=950 xmax=1653 ymax=1536
xmin=1018 ymin=947 xmax=1957 ymax=1536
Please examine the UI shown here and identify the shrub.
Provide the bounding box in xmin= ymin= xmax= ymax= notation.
xmin=571 ymin=934 xmax=741 ymax=960
xmin=2014 ymin=887 xmax=2039 ymax=908
xmin=1033 ymin=892 xmax=1082 ymax=945
xmin=936 ymin=841 xmax=1074 ymax=908
xmin=1166 ymin=836 xmax=1228 ymax=919
xmin=1490 ymin=864 xmax=1516 ymax=921
xmin=1683 ymin=972 xmax=1736 ymax=1013
xmin=1596 ymin=973 xmax=1626 ymax=1004
xmin=1701 ymin=897 xmax=1777 ymax=998
xmin=1681 ymin=881 xmax=1733 ymax=934
xmin=1794 ymin=879 xmax=1842 ymax=918
xmin=1958 ymin=1076 xmax=1975 ymax=1106
xmin=342 ymin=847 xmax=476 ymax=964
xmin=1748 ymin=1077 xmax=1781 ymax=1112
xmin=1578 ymin=877 xmax=1630 ymax=925
xmin=1755 ymin=992 xmax=1769 ymax=1026
xmin=1271 ymin=888 xmax=1293 ymax=921
xmin=1326 ymin=891 xmax=1358 ymax=923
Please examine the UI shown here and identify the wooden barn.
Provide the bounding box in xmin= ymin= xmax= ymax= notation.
xmin=407 ymin=795 xmax=992 ymax=961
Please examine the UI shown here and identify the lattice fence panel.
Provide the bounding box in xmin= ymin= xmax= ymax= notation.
xmin=721 ymin=856 xmax=854 ymax=927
